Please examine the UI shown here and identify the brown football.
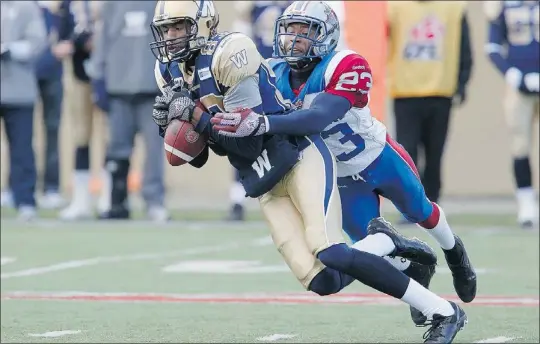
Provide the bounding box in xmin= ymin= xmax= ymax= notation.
xmin=163 ymin=119 xmax=206 ymax=166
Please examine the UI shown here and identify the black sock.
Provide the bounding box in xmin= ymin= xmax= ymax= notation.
xmin=75 ymin=146 xmax=90 ymax=171
xmin=514 ymin=157 xmax=532 ymax=189
xmin=107 ymin=159 xmax=129 ymax=209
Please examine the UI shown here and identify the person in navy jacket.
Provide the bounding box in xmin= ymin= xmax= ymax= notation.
xmin=484 ymin=1 xmax=539 ymax=229
xmin=34 ymin=0 xmax=74 ymax=210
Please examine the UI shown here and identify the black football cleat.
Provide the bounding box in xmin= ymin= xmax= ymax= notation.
xmin=97 ymin=206 xmax=130 ymax=220
xmin=443 ymin=235 xmax=477 ymax=303
xmin=226 ymin=204 xmax=245 ymax=222
xmin=367 ymin=217 xmax=438 ymax=266
xmin=420 ymin=301 xmax=467 ymax=343
xmin=404 ymin=262 xmax=436 ymax=325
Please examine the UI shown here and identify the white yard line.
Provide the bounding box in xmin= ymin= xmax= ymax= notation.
xmin=475 ymin=336 xmax=518 ymax=343
xmin=3 ymin=218 xmax=268 ymax=230
xmin=1 ymin=257 xmax=16 ymax=265
xmin=28 ymin=330 xmax=82 ymax=338
xmin=1 ymin=236 xmax=272 ymax=279
xmin=256 ymin=334 xmax=297 ymax=342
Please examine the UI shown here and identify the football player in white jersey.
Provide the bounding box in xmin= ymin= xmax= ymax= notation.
xmin=152 ymin=1 xmax=470 ymax=342
xmin=211 ymin=0 xmax=477 ymax=326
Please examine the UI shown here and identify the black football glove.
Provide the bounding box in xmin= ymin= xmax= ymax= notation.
xmin=152 ymin=85 xmax=195 ymax=128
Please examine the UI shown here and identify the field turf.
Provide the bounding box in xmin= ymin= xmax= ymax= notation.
xmin=1 ymin=210 xmax=538 ymax=343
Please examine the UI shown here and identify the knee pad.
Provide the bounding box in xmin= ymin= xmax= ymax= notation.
xmin=317 ymin=243 xmax=354 ymax=272
xmin=418 ymin=202 xmax=441 ymax=229
xmin=308 ymin=267 xmax=349 ymax=296
xmin=308 ymin=268 xmax=341 ymax=296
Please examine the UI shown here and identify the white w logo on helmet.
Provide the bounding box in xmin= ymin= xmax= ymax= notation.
xmin=198 ymin=0 xmax=216 ymax=18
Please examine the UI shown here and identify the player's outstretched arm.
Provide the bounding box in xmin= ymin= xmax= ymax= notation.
xmin=192 ymin=106 xmax=263 ymax=161
xmin=212 ymin=52 xmax=372 ymax=138
xmin=264 ymin=93 xmax=351 ymax=135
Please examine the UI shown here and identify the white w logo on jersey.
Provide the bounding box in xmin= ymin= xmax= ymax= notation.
xmin=252 ymin=150 xmax=272 ymax=178
xmin=229 ymin=50 xmax=248 ymax=69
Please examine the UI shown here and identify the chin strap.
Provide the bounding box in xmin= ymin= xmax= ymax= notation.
xmin=288 ymin=57 xmax=321 ymax=72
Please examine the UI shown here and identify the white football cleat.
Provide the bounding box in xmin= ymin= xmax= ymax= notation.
xmin=18 ymin=205 xmax=37 ymax=221
xmin=1 ymin=190 xmax=14 ymax=208
xmin=146 ymin=206 xmax=170 ymax=223
xmin=516 ymin=187 xmax=539 ymax=229
xmin=59 ymin=203 xmax=93 ymax=220
xmin=59 ymin=171 xmax=93 ymax=220
xmin=39 ymin=191 xmax=65 ymax=210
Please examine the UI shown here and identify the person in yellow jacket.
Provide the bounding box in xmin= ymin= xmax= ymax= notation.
xmin=387 ymin=1 xmax=473 ymax=205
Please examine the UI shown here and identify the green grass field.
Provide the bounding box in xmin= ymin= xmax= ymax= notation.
xmin=1 ymin=210 xmax=539 ymax=343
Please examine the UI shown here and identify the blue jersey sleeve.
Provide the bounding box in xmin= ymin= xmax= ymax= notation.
xmin=266 ymin=93 xmax=351 ymax=136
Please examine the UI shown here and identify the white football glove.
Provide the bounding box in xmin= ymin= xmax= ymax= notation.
xmin=524 ymin=73 xmax=540 ymax=93
xmin=210 ymin=109 xmax=268 ymax=137
xmin=505 ymin=67 xmax=523 ymax=90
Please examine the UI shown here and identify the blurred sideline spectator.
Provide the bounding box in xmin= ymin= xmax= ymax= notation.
xmin=89 ymin=0 xmax=168 ymax=222
xmin=59 ymin=0 xmax=111 ymax=220
xmin=0 ymin=1 xmax=47 ymax=220
xmin=34 ymin=0 xmax=73 ymax=210
xmin=387 ymin=1 xmax=473 ymax=209
xmin=484 ymin=1 xmax=539 ymax=228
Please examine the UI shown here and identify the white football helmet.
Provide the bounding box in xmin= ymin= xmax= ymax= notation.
xmin=273 ymin=1 xmax=340 ymax=69
xmin=150 ymin=0 xmax=219 ymax=63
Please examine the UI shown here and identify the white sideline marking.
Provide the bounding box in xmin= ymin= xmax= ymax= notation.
xmin=256 ymin=334 xmax=297 ymax=342
xmin=1 ymin=257 xmax=16 ymax=265
xmin=475 ymin=336 xmax=517 ymax=343
xmin=28 ymin=330 xmax=81 ymax=338
xmin=163 ymin=260 xmax=289 ymax=274
xmin=1 ymin=236 xmax=272 ymax=279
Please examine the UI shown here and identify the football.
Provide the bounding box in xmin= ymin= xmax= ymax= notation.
xmin=163 ymin=119 xmax=206 ymax=166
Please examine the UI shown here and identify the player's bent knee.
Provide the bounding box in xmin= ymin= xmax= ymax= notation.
xmin=308 ymin=267 xmax=344 ymax=296
xmin=317 ymin=243 xmax=354 ymax=272
xmin=511 ymin=137 xmax=531 ymax=159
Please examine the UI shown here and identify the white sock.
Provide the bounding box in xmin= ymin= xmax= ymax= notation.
xmin=384 ymin=256 xmax=411 ymax=271
xmin=96 ymin=168 xmax=112 ymax=213
xmin=516 ymin=186 xmax=536 ymax=204
xmin=70 ymin=170 xmax=91 ymax=207
xmin=229 ymin=182 xmax=245 ymax=205
xmin=352 ymin=233 xmax=396 ymax=256
xmin=419 ymin=203 xmax=456 ymax=250
xmin=401 ymin=279 xmax=454 ymax=320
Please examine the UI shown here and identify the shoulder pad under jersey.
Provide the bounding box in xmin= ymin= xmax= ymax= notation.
xmin=211 ymin=33 xmax=263 ymax=89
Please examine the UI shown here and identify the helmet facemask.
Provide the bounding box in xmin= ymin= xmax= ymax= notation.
xmin=150 ymin=17 xmax=207 ymax=63
xmin=273 ymin=15 xmax=332 ymax=69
